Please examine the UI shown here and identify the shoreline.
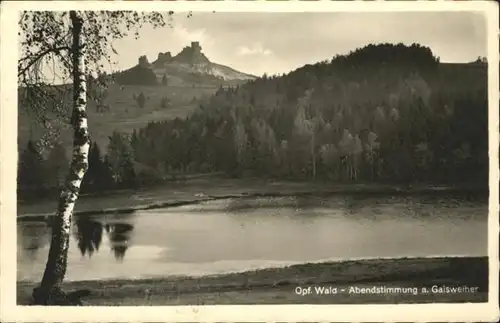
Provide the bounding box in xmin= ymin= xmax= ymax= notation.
xmin=17 ymin=179 xmax=487 ymax=221
xmin=17 ymin=256 xmax=488 ymax=305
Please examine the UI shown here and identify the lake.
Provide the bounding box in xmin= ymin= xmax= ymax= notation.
xmin=17 ymin=193 xmax=488 ymax=282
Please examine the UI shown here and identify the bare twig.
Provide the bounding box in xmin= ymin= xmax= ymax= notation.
xmin=18 ymin=46 xmax=71 ymax=78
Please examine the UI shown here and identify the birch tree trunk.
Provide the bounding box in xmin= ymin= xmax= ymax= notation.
xmin=32 ymin=11 xmax=91 ymax=305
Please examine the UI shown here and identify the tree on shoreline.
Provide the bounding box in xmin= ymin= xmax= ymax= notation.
xmin=18 ymin=140 xmax=46 ymax=192
xmin=19 ymin=10 xmax=172 ymax=305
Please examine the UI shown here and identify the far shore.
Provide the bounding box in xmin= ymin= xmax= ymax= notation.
xmin=17 ymin=177 xmax=487 ymax=221
xmin=17 ymin=256 xmax=488 ymax=305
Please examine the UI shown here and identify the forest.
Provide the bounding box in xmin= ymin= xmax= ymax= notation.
xmin=18 ymin=43 xmax=488 ymax=198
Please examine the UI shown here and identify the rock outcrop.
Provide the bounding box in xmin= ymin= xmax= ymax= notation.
xmin=138 ymin=55 xmax=151 ymax=69
xmin=155 ymin=52 xmax=173 ymax=66
xmin=119 ymin=41 xmax=256 ymax=86
xmin=171 ymin=41 xmax=210 ymax=64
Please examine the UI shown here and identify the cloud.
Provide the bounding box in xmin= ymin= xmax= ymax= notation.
xmin=237 ymin=43 xmax=273 ymax=57
xmin=172 ymin=25 xmax=214 ymax=46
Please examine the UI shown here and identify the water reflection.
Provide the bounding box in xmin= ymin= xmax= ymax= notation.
xmin=73 ymin=217 xmax=135 ymax=261
xmin=17 ymin=195 xmax=488 ymax=282
xmin=74 ymin=218 xmax=103 ymax=257
xmin=18 ymin=223 xmax=51 ymax=260
xmin=105 ymin=222 xmax=134 ymax=261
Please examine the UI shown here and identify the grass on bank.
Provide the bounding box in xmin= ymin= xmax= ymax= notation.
xmin=17 ymin=256 xmax=488 ymax=305
xmin=18 ymin=177 xmax=487 ymax=220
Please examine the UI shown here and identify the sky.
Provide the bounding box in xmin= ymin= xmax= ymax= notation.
xmin=21 ymin=10 xmax=488 ymax=82
xmin=105 ymin=11 xmax=487 ymax=77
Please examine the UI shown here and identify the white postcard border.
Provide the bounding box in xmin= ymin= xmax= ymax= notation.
xmin=1 ymin=1 xmax=498 ymax=322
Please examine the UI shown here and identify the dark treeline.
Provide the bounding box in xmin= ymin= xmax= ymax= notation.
xmin=18 ymin=139 xmax=126 ymax=199
xmin=125 ymin=43 xmax=488 ymax=185
xmin=114 ymin=65 xmax=158 ymax=86
xmin=18 ymin=43 xmax=488 ymax=198
xmin=330 ymin=43 xmax=440 ymax=69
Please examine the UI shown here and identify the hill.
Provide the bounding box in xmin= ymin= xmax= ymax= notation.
xmin=18 ymin=41 xmax=257 ymax=153
xmin=18 ymin=82 xmax=219 ymax=154
xmin=18 ymin=43 xmax=488 ymax=195
xmin=114 ymin=43 xmax=488 ymax=186
xmin=114 ymin=41 xmax=256 ymax=87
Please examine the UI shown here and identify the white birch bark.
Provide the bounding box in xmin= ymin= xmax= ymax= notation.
xmin=33 ymin=11 xmax=91 ymax=305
